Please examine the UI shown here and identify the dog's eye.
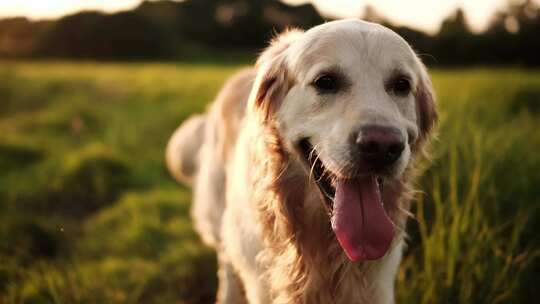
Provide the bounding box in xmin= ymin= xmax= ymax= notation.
xmin=390 ymin=77 xmax=411 ymax=96
xmin=313 ymin=74 xmax=338 ymax=93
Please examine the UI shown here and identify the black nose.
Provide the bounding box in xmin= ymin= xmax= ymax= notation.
xmin=356 ymin=125 xmax=405 ymax=168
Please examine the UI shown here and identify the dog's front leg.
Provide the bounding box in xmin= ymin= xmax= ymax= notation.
xmin=217 ymin=252 xmax=247 ymax=304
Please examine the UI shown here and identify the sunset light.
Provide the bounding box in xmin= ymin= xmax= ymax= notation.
xmin=0 ymin=0 xmax=538 ymax=303
xmin=1 ymin=0 xmax=537 ymax=33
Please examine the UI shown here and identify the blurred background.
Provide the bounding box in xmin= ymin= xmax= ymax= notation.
xmin=0 ymin=0 xmax=538 ymax=303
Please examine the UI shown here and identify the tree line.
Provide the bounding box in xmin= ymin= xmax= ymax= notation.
xmin=0 ymin=0 xmax=538 ymax=65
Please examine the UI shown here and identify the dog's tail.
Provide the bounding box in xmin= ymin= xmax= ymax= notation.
xmin=166 ymin=114 xmax=206 ymax=186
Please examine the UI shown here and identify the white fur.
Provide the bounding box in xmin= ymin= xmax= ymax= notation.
xmin=167 ymin=19 xmax=436 ymax=304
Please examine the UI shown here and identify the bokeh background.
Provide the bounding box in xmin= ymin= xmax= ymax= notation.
xmin=0 ymin=0 xmax=539 ymax=303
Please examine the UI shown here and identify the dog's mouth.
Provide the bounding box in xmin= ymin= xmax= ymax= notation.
xmin=298 ymin=138 xmax=395 ymax=262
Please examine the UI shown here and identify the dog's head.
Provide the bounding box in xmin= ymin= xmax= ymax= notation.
xmin=250 ymin=20 xmax=437 ymax=262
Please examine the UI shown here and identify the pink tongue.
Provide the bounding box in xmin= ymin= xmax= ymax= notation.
xmin=331 ymin=176 xmax=395 ymax=261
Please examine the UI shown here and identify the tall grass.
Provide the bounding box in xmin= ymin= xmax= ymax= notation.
xmin=0 ymin=62 xmax=538 ymax=303
xmin=399 ymin=139 xmax=538 ymax=303
xmin=397 ymin=69 xmax=540 ymax=303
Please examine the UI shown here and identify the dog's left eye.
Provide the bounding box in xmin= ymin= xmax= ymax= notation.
xmin=313 ymin=74 xmax=339 ymax=93
xmin=390 ymin=77 xmax=411 ymax=96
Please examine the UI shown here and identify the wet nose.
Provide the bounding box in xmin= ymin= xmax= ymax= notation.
xmin=356 ymin=125 xmax=405 ymax=167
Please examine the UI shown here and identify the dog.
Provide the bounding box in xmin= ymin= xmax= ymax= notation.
xmin=166 ymin=19 xmax=437 ymax=304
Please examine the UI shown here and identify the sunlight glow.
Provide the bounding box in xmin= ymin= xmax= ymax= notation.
xmin=286 ymin=0 xmax=530 ymax=33
xmin=0 ymin=0 xmax=141 ymax=19
xmin=0 ymin=0 xmax=538 ymax=33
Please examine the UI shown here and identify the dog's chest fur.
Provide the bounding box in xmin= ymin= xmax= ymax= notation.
xmin=222 ymin=125 xmax=404 ymax=304
xmin=269 ymin=182 xmax=404 ymax=304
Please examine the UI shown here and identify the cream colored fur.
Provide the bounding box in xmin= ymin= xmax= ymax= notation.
xmin=166 ymin=19 xmax=437 ymax=304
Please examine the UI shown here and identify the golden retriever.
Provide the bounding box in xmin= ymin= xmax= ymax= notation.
xmin=166 ymin=19 xmax=437 ymax=304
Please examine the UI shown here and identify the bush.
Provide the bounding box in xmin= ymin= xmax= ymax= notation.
xmin=49 ymin=144 xmax=134 ymax=217
xmin=82 ymin=189 xmax=217 ymax=302
xmin=4 ymin=189 xmax=217 ymax=304
xmin=82 ymin=189 xmax=194 ymax=258
xmin=0 ymin=142 xmax=43 ymax=172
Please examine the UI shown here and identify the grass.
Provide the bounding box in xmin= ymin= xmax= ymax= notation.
xmin=0 ymin=61 xmax=538 ymax=303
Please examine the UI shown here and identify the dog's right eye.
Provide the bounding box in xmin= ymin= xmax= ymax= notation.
xmin=313 ymin=74 xmax=339 ymax=93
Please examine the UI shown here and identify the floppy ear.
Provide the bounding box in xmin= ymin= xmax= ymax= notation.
xmin=249 ymin=29 xmax=303 ymax=122
xmin=415 ymin=63 xmax=438 ymax=142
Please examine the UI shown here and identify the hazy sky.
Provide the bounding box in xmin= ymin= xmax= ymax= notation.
xmin=0 ymin=0 xmax=536 ymax=33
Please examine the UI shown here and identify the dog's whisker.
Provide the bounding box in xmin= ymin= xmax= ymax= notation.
xmin=308 ymin=143 xmax=319 ymax=160
xmin=308 ymin=143 xmax=321 ymax=182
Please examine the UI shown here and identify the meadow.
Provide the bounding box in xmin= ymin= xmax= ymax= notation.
xmin=0 ymin=61 xmax=538 ymax=303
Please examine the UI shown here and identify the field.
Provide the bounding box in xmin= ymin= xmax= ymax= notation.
xmin=0 ymin=61 xmax=538 ymax=303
